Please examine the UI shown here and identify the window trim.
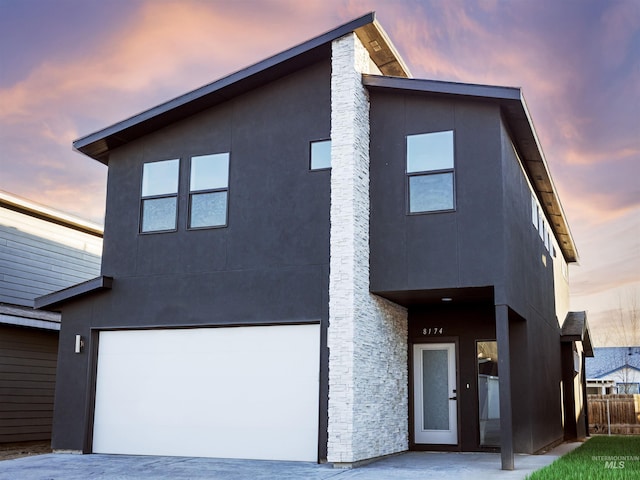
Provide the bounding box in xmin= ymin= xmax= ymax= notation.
xmin=187 ymin=152 xmax=230 ymax=230
xmin=406 ymin=130 xmax=456 ymax=215
xmin=139 ymin=159 xmax=180 ymax=234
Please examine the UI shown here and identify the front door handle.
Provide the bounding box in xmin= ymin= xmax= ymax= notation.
xmin=449 ymin=396 xmax=457 ymax=400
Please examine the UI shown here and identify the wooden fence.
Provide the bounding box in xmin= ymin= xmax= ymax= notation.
xmin=588 ymin=394 xmax=640 ymax=434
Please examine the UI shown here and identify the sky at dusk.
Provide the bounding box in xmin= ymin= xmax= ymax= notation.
xmin=1 ymin=0 xmax=638 ymax=345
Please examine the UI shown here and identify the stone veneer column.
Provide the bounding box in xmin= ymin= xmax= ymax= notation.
xmin=327 ymin=33 xmax=408 ymax=465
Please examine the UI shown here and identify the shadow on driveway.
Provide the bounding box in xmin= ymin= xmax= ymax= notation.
xmin=0 ymin=443 xmax=581 ymax=480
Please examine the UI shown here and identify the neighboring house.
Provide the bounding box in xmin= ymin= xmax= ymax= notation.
xmin=586 ymin=347 xmax=640 ymax=394
xmin=0 ymin=191 xmax=102 ymax=443
xmin=36 ymin=13 xmax=592 ymax=469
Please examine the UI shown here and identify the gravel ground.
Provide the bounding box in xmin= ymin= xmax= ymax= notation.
xmin=0 ymin=441 xmax=52 ymax=461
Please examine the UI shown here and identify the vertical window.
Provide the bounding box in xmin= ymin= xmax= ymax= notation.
xmin=407 ymin=131 xmax=455 ymax=213
xmin=544 ymin=227 xmax=550 ymax=251
xmin=531 ymin=194 xmax=538 ymax=227
xmin=310 ymin=140 xmax=331 ymax=170
xmin=477 ymin=340 xmax=500 ymax=447
xmin=189 ymin=153 xmax=229 ymax=229
xmin=140 ymin=159 xmax=179 ymax=233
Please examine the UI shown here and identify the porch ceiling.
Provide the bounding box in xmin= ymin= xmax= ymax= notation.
xmin=373 ymin=286 xmax=494 ymax=307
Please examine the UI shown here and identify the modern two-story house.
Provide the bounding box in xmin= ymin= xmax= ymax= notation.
xmin=37 ymin=13 xmax=592 ymax=469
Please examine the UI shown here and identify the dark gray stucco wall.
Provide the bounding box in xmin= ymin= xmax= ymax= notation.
xmin=369 ymin=92 xmax=504 ymax=293
xmin=499 ymin=120 xmax=558 ymax=322
xmin=52 ymin=60 xmax=331 ymax=454
xmin=499 ymin=120 xmax=564 ymax=452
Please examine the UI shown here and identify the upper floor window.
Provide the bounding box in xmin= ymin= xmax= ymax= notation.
xmin=310 ymin=139 xmax=331 ymax=170
xmin=407 ymin=131 xmax=455 ymax=213
xmin=140 ymin=159 xmax=179 ymax=233
xmin=189 ymin=153 xmax=229 ymax=229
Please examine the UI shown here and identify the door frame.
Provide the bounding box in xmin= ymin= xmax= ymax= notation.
xmin=409 ymin=337 xmax=460 ymax=450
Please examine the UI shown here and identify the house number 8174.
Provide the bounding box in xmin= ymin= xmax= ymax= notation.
xmin=422 ymin=327 xmax=443 ymax=335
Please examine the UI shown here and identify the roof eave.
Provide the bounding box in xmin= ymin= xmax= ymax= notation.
xmin=561 ymin=311 xmax=593 ymax=357
xmin=0 ymin=189 xmax=103 ymax=236
xmin=517 ymin=94 xmax=579 ymax=263
xmin=35 ymin=276 xmax=113 ymax=311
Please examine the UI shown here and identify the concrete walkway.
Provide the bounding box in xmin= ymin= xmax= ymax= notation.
xmin=0 ymin=442 xmax=581 ymax=480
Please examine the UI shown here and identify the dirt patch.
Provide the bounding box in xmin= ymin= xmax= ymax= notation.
xmin=0 ymin=441 xmax=52 ymax=461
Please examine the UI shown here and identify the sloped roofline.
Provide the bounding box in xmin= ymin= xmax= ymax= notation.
xmin=362 ymin=75 xmax=579 ymax=263
xmin=73 ymin=12 xmax=410 ymax=164
xmin=0 ymin=189 xmax=103 ymax=237
xmin=35 ymin=276 xmax=113 ymax=311
xmin=597 ymin=364 xmax=640 ymax=378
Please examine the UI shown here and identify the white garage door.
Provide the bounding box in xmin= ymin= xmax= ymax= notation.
xmin=92 ymin=324 xmax=320 ymax=461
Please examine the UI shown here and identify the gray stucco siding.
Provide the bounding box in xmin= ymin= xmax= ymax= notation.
xmin=369 ymin=92 xmax=504 ymax=293
xmin=102 ymin=60 xmax=330 ymax=279
xmin=499 ymin=120 xmax=558 ymax=324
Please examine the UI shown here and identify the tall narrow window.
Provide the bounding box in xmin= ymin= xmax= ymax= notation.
xmin=310 ymin=139 xmax=331 ymax=170
xmin=189 ymin=153 xmax=229 ymax=229
xmin=140 ymin=159 xmax=179 ymax=233
xmin=477 ymin=340 xmax=500 ymax=447
xmin=407 ymin=131 xmax=455 ymax=213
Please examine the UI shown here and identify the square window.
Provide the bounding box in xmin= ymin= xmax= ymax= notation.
xmin=190 ymin=191 xmax=228 ymax=228
xmin=189 ymin=153 xmax=229 ymax=229
xmin=407 ymin=131 xmax=454 ymax=173
xmin=140 ymin=159 xmax=179 ymax=233
xmin=407 ymin=131 xmax=455 ymax=213
xmin=141 ymin=197 xmax=177 ymax=232
xmin=310 ymin=140 xmax=331 ymax=170
xmin=409 ymin=173 xmax=454 ymax=212
xmin=190 ymin=153 xmax=229 ymax=191
xmin=142 ymin=159 xmax=179 ymax=197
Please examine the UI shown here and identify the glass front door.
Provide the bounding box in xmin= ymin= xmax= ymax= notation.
xmin=413 ymin=343 xmax=458 ymax=445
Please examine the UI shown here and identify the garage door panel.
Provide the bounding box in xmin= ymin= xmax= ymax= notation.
xmin=92 ymin=324 xmax=319 ymax=461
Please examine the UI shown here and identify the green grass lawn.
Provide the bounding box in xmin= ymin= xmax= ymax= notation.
xmin=526 ymin=436 xmax=640 ymax=480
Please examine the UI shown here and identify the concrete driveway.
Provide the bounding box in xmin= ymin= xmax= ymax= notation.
xmin=0 ymin=443 xmax=580 ymax=480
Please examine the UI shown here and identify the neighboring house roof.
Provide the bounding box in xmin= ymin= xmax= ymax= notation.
xmin=0 ymin=304 xmax=61 ymax=331
xmin=0 ymin=190 xmax=103 ymax=237
xmin=560 ymin=311 xmax=593 ymax=356
xmin=586 ymin=346 xmax=640 ymax=378
xmin=70 ymin=12 xmax=577 ymax=262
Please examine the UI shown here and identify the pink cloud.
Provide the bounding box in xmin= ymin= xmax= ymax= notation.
xmin=0 ymin=0 xmax=345 ymax=222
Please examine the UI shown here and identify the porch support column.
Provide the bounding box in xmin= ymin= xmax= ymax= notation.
xmin=496 ymin=303 xmax=514 ymax=470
